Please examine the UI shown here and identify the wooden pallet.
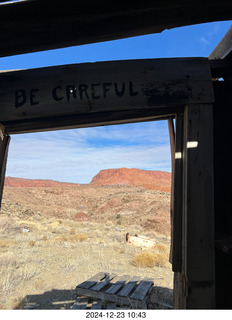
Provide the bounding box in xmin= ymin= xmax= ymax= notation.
xmin=73 ymin=272 xmax=154 ymax=309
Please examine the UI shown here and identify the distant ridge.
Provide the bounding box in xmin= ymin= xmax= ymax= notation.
xmin=91 ymin=168 xmax=171 ymax=192
xmin=4 ymin=176 xmax=79 ymax=188
xmin=4 ymin=168 xmax=171 ymax=192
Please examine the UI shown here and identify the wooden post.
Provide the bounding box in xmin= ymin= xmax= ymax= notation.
xmin=181 ymin=104 xmax=215 ymax=308
xmin=172 ymin=112 xmax=184 ymax=273
xmin=172 ymin=112 xmax=184 ymax=308
xmin=0 ymin=124 xmax=10 ymax=209
xmin=168 ymin=117 xmax=175 ymax=265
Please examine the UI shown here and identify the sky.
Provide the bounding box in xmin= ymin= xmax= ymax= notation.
xmin=0 ymin=20 xmax=231 ymax=184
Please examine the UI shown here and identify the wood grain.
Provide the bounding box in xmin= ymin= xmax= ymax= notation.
xmin=0 ymin=0 xmax=231 ymax=57
xmin=0 ymin=58 xmax=214 ymax=133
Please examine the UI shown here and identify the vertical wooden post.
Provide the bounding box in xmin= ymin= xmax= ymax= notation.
xmin=168 ymin=117 xmax=175 ymax=265
xmin=181 ymin=104 xmax=215 ymax=308
xmin=172 ymin=112 xmax=184 ymax=308
xmin=0 ymin=124 xmax=10 ymax=209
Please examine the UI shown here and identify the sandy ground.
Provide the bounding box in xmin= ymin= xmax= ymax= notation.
xmin=0 ymin=185 xmax=173 ymax=310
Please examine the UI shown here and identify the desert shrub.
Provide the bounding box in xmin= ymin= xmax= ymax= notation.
xmin=69 ymin=234 xmax=88 ymax=242
xmin=70 ymin=228 xmax=76 ymax=235
xmin=0 ymin=254 xmax=20 ymax=269
xmin=0 ymin=239 xmax=17 ymax=248
xmin=0 ymin=217 xmax=21 ymax=235
xmin=155 ymin=243 xmax=169 ymax=254
xmin=54 ymin=233 xmax=87 ymax=243
xmin=58 ymin=235 xmax=68 ymax=242
xmin=20 ymin=265 xmax=40 ymax=281
xmin=28 ymin=240 xmax=36 ymax=247
xmin=132 ymin=252 xmax=167 ymax=268
xmin=0 ymin=254 xmax=21 ymax=295
xmin=0 ymin=239 xmax=8 ymax=248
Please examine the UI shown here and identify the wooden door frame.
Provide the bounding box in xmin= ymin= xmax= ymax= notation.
xmin=0 ymin=58 xmax=216 ymax=309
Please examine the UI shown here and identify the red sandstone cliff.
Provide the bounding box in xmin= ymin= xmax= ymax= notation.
xmin=90 ymin=168 xmax=171 ymax=192
xmin=4 ymin=168 xmax=171 ymax=192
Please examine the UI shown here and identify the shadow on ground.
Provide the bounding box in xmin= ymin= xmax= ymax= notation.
xmin=147 ymin=286 xmax=173 ymax=309
xmin=14 ymin=289 xmax=76 ymax=310
xmin=14 ymin=286 xmax=173 ymax=310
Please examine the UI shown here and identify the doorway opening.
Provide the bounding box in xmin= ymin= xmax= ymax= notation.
xmin=0 ymin=119 xmax=173 ymax=309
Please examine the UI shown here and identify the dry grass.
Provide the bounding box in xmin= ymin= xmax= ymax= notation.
xmin=132 ymin=252 xmax=167 ymax=268
xmin=0 ymin=214 xmax=173 ymax=309
xmin=0 ymin=239 xmax=17 ymax=250
xmin=0 ymin=217 xmax=21 ymax=235
xmin=0 ymin=253 xmax=40 ymax=297
xmin=28 ymin=240 xmax=36 ymax=247
xmin=155 ymin=243 xmax=169 ymax=254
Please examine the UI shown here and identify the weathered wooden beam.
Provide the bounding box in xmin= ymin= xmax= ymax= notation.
xmin=172 ymin=112 xmax=184 ymax=273
xmin=168 ymin=117 xmax=175 ymax=265
xmin=0 ymin=58 xmax=214 ymax=133
xmin=209 ymin=25 xmax=232 ymax=60
xmin=182 ymin=104 xmax=215 ymax=308
xmin=0 ymin=124 xmax=10 ymax=209
xmin=0 ymin=0 xmax=232 ymax=57
xmin=3 ymin=108 xmax=175 ymax=135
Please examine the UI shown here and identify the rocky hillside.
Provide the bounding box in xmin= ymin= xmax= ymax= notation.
xmin=2 ymin=169 xmax=171 ymax=236
xmin=5 ymin=168 xmax=171 ymax=192
xmin=4 ymin=177 xmax=79 ymax=188
xmin=91 ymin=168 xmax=171 ymax=192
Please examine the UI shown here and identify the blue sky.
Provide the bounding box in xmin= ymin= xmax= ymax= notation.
xmin=1 ymin=21 xmax=231 ymax=183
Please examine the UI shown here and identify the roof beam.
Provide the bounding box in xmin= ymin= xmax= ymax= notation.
xmin=0 ymin=0 xmax=232 ymax=57
xmin=209 ymin=25 xmax=232 ymax=60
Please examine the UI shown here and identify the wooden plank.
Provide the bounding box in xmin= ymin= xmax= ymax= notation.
xmin=106 ymin=275 xmax=131 ymax=294
xmin=0 ymin=59 xmax=214 ymax=130
xmin=182 ymin=104 xmax=215 ymax=308
xmin=172 ymin=112 xmax=184 ymax=272
xmin=0 ymin=0 xmax=232 ymax=57
xmin=4 ymin=107 xmax=175 ymax=135
xmin=91 ymin=274 xmax=117 ymax=291
xmin=77 ymin=272 xmax=108 ymax=289
xmin=91 ymin=300 xmax=103 ymax=310
xmin=107 ymin=303 xmax=117 ymax=309
xmin=72 ymin=297 xmax=88 ymax=309
xmin=0 ymin=124 xmax=10 ymax=209
xmin=117 ymin=276 xmax=141 ymax=297
xmin=74 ymin=274 xmax=152 ymax=308
xmin=130 ymin=278 xmax=154 ymax=301
xmin=168 ymin=117 xmax=175 ymax=265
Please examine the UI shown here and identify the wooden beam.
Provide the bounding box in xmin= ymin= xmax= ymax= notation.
xmin=182 ymin=104 xmax=215 ymax=308
xmin=209 ymin=25 xmax=232 ymax=60
xmin=0 ymin=0 xmax=232 ymax=57
xmin=172 ymin=112 xmax=184 ymax=273
xmin=168 ymin=117 xmax=175 ymax=265
xmin=168 ymin=118 xmax=175 ymax=173
xmin=4 ymin=107 xmax=176 ymax=134
xmin=0 ymin=124 xmax=10 ymax=209
xmin=0 ymin=58 xmax=214 ymax=133
xmin=172 ymin=112 xmax=184 ymax=308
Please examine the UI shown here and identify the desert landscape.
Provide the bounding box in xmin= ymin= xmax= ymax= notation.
xmin=0 ymin=168 xmax=173 ymax=310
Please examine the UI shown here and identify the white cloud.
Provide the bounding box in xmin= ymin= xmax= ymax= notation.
xmin=6 ymin=121 xmax=171 ymax=183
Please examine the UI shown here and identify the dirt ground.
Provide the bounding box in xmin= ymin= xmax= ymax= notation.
xmin=0 ymin=185 xmax=173 ymax=310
